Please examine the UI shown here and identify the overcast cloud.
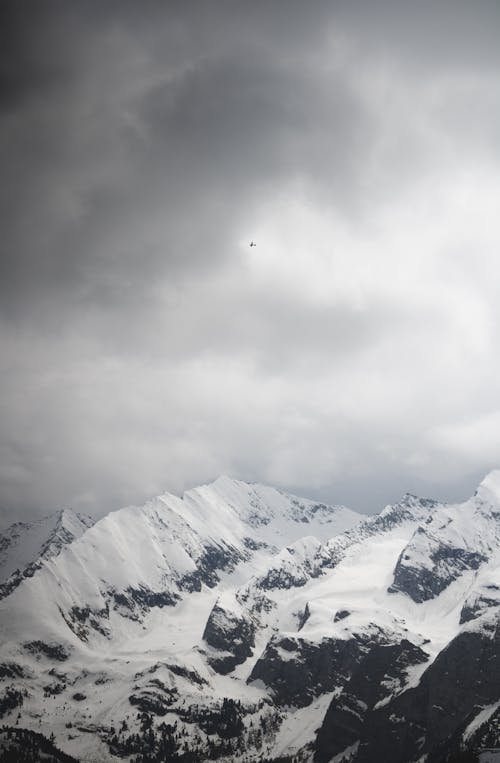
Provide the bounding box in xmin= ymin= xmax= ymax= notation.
xmin=1 ymin=1 xmax=500 ymax=523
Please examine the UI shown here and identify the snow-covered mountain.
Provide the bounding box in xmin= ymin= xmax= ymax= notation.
xmin=0 ymin=508 xmax=94 ymax=600
xmin=2 ymin=474 xmax=500 ymax=762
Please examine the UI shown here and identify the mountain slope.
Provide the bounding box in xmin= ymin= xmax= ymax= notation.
xmin=0 ymin=509 xmax=94 ymax=600
xmin=1 ymin=474 xmax=500 ymax=762
xmin=0 ymin=478 xmax=361 ymax=646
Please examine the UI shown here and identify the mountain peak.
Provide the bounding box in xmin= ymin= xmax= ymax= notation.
xmin=209 ymin=474 xmax=277 ymax=492
xmin=55 ymin=507 xmax=93 ymax=533
xmin=379 ymin=492 xmax=438 ymax=523
xmin=0 ymin=507 xmax=94 ymax=600
xmin=210 ymin=474 xmax=248 ymax=490
xmin=475 ymin=470 xmax=500 ymax=505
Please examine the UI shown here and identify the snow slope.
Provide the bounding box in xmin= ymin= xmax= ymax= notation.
xmin=2 ymin=473 xmax=500 ymax=762
xmin=0 ymin=508 xmax=93 ymax=599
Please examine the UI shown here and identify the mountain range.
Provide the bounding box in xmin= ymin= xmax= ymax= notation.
xmin=1 ymin=473 xmax=500 ymax=762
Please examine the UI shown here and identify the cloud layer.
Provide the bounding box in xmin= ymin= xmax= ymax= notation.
xmin=1 ymin=1 xmax=500 ymax=521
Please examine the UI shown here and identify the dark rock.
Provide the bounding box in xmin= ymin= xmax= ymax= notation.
xmin=354 ymin=620 xmax=500 ymax=763
xmin=23 ymin=641 xmax=70 ymax=661
xmin=314 ymin=638 xmax=429 ymax=762
xmin=164 ymin=663 xmax=207 ymax=686
xmin=249 ymin=635 xmax=366 ymax=707
xmin=460 ymin=585 xmax=500 ymax=624
xmin=43 ymin=683 xmax=66 ymax=696
xmin=58 ymin=603 xmax=110 ymax=641
xmin=48 ymin=668 xmax=67 ymax=680
xmin=178 ymin=544 xmax=245 ymax=593
xmin=129 ymin=687 xmax=177 ymax=715
xmin=297 ymin=602 xmax=311 ymax=630
xmin=237 ymin=589 xmax=276 ymax=616
xmin=110 ymin=585 xmax=179 ymax=621
xmin=334 ymin=609 xmax=351 ymax=622
xmin=243 ymin=536 xmax=269 ymax=551
xmin=0 ymin=663 xmax=29 ymax=679
xmin=257 ymin=567 xmax=308 ymax=591
xmin=203 ymin=603 xmax=256 ymax=674
xmin=94 ymin=675 xmax=110 ymax=685
xmin=390 ymin=541 xmax=487 ymax=603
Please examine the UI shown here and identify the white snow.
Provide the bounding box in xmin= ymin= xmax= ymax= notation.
xmin=329 ymin=741 xmax=360 ymax=762
xmin=475 ymin=470 xmax=500 ymax=505
xmin=0 ymin=508 xmax=93 ymax=585
xmin=272 ymin=690 xmax=340 ymax=758
xmin=464 ymin=701 xmax=500 ymax=741
xmin=2 ymin=472 xmax=500 ymax=762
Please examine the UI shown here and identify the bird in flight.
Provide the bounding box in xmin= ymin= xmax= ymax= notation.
xmin=249 ymin=241 xmax=256 ymax=247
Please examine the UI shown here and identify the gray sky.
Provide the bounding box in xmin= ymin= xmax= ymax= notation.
xmin=1 ymin=1 xmax=500 ymax=523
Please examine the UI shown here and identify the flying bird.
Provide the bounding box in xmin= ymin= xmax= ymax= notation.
xmin=249 ymin=241 xmax=256 ymax=247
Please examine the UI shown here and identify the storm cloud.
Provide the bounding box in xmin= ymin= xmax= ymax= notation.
xmin=1 ymin=1 xmax=500 ymax=522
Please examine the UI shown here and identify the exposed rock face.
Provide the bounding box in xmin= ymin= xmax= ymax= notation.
xmin=202 ymin=601 xmax=256 ymax=674
xmin=352 ymin=619 xmax=500 ymax=763
xmin=314 ymin=639 xmax=429 ymax=762
xmin=249 ymin=633 xmax=377 ymax=708
xmin=22 ymin=641 xmax=71 ymax=662
xmin=177 ymin=543 xmax=246 ymax=592
xmin=333 ymin=609 xmax=351 ymax=622
xmin=389 ymin=527 xmax=488 ymax=603
xmin=460 ymin=584 xmax=500 ymax=624
xmin=111 ymin=586 xmax=179 ymax=616
xmin=129 ymin=683 xmax=178 ymax=715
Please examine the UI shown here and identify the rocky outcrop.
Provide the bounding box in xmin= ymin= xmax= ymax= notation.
xmin=314 ymin=639 xmax=429 ymax=762
xmin=202 ymin=601 xmax=256 ymax=674
xmin=389 ymin=530 xmax=487 ymax=603
xmin=460 ymin=584 xmax=500 ymax=624
xmin=177 ymin=543 xmax=247 ymax=593
xmin=249 ymin=634 xmax=370 ymax=708
xmin=22 ymin=641 xmax=70 ymax=662
xmin=353 ymin=619 xmax=500 ymax=763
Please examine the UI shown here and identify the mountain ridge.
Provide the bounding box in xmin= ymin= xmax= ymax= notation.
xmin=1 ymin=473 xmax=500 ymax=762
xmin=0 ymin=508 xmax=94 ymax=600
